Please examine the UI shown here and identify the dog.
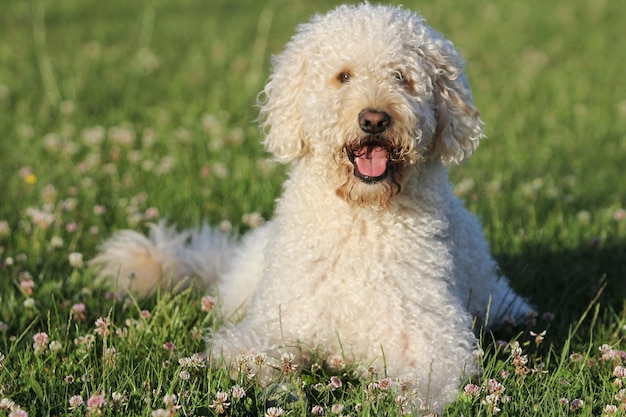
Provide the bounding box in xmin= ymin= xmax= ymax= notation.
xmin=91 ymin=3 xmax=531 ymax=412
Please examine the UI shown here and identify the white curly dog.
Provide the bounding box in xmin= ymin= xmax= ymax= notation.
xmin=92 ymin=3 xmax=530 ymax=411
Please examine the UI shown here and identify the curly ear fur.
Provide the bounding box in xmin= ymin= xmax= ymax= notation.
xmin=419 ymin=36 xmax=484 ymax=165
xmin=258 ymin=37 xmax=310 ymax=163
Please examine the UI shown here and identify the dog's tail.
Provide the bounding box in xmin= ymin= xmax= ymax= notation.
xmin=89 ymin=220 xmax=235 ymax=297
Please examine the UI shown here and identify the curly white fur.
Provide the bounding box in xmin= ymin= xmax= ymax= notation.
xmin=90 ymin=4 xmax=530 ymax=412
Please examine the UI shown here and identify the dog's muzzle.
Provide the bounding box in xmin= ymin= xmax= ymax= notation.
xmin=345 ymin=110 xmax=396 ymax=183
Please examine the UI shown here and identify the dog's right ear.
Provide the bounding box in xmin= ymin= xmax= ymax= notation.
xmin=415 ymin=29 xmax=484 ymax=165
xmin=258 ymin=44 xmax=309 ymax=163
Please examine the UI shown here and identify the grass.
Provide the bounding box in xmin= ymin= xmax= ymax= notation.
xmin=0 ymin=0 xmax=625 ymax=415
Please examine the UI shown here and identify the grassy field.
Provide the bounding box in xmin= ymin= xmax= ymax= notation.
xmin=0 ymin=0 xmax=625 ymax=415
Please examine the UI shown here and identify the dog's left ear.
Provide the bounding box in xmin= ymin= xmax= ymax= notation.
xmin=258 ymin=41 xmax=309 ymax=163
xmin=421 ymin=38 xmax=485 ymax=165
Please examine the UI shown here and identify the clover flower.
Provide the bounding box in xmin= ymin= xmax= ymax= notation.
xmin=604 ymin=404 xmax=618 ymax=416
xmin=600 ymin=344 xmax=616 ymax=361
xmin=209 ymin=391 xmax=230 ymax=414
xmin=327 ymin=354 xmax=345 ymax=370
xmin=510 ymin=342 xmax=529 ymax=376
xmin=613 ymin=366 xmax=626 ymax=388
xmin=530 ymin=330 xmax=547 ymax=345
xmin=93 ymin=205 xmax=107 ymax=216
xmin=395 ymin=395 xmax=409 ymax=414
xmin=311 ymin=405 xmax=325 ymax=415
xmin=328 ymin=376 xmax=343 ymax=390
xmin=0 ymin=398 xmax=15 ymax=410
xmin=231 ymin=385 xmax=246 ymax=400
xmin=150 ymin=393 xmax=180 ymax=416
xmin=265 ymin=407 xmax=284 ymax=417
xmin=103 ymin=347 xmax=118 ymax=367
xmin=463 ymin=383 xmax=481 ymax=396
xmin=86 ymin=393 xmax=106 ymax=416
xmin=74 ymin=335 xmax=96 ymax=353
xmin=481 ymin=378 xmax=509 ymax=415
xmin=280 ymin=352 xmax=297 ymax=374
xmin=72 ymin=303 xmax=86 ymax=321
xmin=69 ymin=252 xmax=84 ymax=268
xmin=570 ymin=398 xmax=584 ymax=412
xmin=48 ymin=236 xmax=62 ymax=249
xmin=486 ymin=379 xmax=506 ymax=396
xmin=33 ymin=332 xmax=48 ymax=355
xmin=242 ymin=212 xmax=264 ymax=228
xmin=0 ymin=221 xmax=9 ymax=237
xmin=473 ymin=348 xmax=485 ymax=361
xmin=201 ymin=295 xmax=216 ymax=313
xmin=109 ymin=125 xmax=136 ymax=147
xmin=111 ymin=392 xmax=126 ymax=411
xmin=254 ymin=353 xmax=267 ymax=366
xmin=163 ymin=394 xmax=177 ymax=407
xmin=68 ymin=395 xmax=83 ymax=411
xmin=178 ymin=353 xmax=206 ymax=369
xmin=482 ymin=394 xmax=501 ymax=415
xmin=49 ymin=341 xmax=62 ymax=353
xmin=569 ymin=352 xmax=584 ymax=362
xmin=378 ymin=378 xmax=393 ymax=390
xmin=19 ymin=276 xmax=35 ymax=296
xmin=9 ymin=408 xmax=28 ymax=417
xmin=94 ymin=317 xmax=111 ymax=337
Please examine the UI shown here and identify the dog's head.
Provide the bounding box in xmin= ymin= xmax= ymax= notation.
xmin=259 ymin=4 xmax=483 ymax=206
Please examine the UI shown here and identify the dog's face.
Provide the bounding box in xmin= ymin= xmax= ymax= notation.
xmin=260 ymin=4 xmax=484 ymax=207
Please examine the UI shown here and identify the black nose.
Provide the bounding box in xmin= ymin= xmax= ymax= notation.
xmin=358 ymin=110 xmax=391 ymax=134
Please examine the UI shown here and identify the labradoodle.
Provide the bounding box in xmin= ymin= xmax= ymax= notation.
xmin=92 ymin=3 xmax=531 ymax=411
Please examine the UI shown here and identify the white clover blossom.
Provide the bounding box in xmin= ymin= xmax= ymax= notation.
xmin=328 ymin=376 xmax=342 ymax=390
xmin=264 ymin=407 xmax=284 ymax=417
xmin=163 ymin=394 xmax=177 ymax=406
xmin=0 ymin=398 xmax=15 ymax=410
xmin=68 ymin=252 xmax=84 ymax=268
xmin=209 ymin=391 xmax=230 ymax=414
xmin=201 ymin=295 xmax=216 ymax=313
xmin=49 ymin=340 xmax=62 ymax=353
xmin=68 ymin=395 xmax=83 ymax=411
xmin=231 ymin=385 xmax=246 ymax=400
xmin=311 ymin=405 xmax=325 ymax=416
xmin=33 ymin=332 xmax=49 ymax=355
xmin=464 ymin=383 xmax=480 ymax=396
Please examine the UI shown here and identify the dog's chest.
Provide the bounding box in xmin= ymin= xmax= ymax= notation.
xmin=267 ymin=203 xmax=453 ymax=297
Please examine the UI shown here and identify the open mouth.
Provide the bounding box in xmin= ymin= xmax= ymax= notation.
xmin=347 ymin=143 xmax=391 ymax=183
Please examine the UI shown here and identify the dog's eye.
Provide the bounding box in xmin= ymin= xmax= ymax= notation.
xmin=394 ymin=71 xmax=408 ymax=85
xmin=337 ymin=71 xmax=352 ymax=84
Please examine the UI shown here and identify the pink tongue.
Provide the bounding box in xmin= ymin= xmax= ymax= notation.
xmin=354 ymin=146 xmax=389 ymax=178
